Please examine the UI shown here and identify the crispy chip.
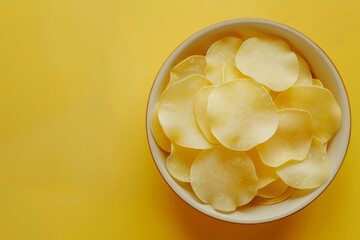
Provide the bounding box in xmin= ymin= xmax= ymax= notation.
xmin=275 ymin=85 xmax=342 ymax=143
xmin=158 ymin=74 xmax=213 ymax=149
xmin=247 ymin=148 xmax=277 ymax=188
xmin=222 ymin=64 xmax=246 ymax=83
xmin=236 ymin=37 xmax=299 ymax=91
xmin=313 ymin=78 xmax=323 ymax=87
xmin=276 ymin=137 xmax=330 ymax=189
xmin=256 ymin=178 xmax=289 ymax=198
xmin=207 ymin=79 xmax=278 ymax=151
xmin=190 ymin=146 xmax=259 ymax=212
xmin=205 ymin=37 xmax=243 ymax=85
xmin=194 ymin=86 xmax=219 ymax=144
xmin=257 ymin=109 xmax=313 ymax=167
xmin=169 ymin=55 xmax=207 ymax=86
xmin=294 ymin=55 xmax=313 ymax=86
xmin=166 ymin=144 xmax=200 ymax=182
xmin=150 ymin=103 xmax=171 ymax=152
xmin=252 ymin=187 xmax=296 ymax=205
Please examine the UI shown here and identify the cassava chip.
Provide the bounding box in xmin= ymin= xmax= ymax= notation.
xmin=190 ymin=146 xmax=259 ymax=212
xmin=158 ymin=74 xmax=213 ymax=149
xmin=235 ymin=37 xmax=299 ymax=91
xmin=207 ymin=79 xmax=278 ymax=151
xmin=205 ymin=37 xmax=243 ymax=85
xmin=169 ymin=55 xmax=207 ymax=85
xmin=275 ymin=85 xmax=341 ymax=143
xmin=256 ymin=178 xmax=289 ymax=198
xmin=194 ymin=86 xmax=219 ymax=144
xmin=166 ymin=144 xmax=200 ymax=182
xmin=150 ymin=103 xmax=171 ymax=152
xmin=276 ymin=137 xmax=330 ymax=189
xmin=247 ymin=148 xmax=277 ymax=189
xmin=252 ymin=187 xmax=296 ymax=205
xmin=294 ymin=55 xmax=313 ymax=86
xmin=222 ymin=64 xmax=246 ymax=83
xmin=257 ymin=109 xmax=313 ymax=167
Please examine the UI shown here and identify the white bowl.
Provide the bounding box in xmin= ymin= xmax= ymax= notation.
xmin=146 ymin=18 xmax=351 ymax=224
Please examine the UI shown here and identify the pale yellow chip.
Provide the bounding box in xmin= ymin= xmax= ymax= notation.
xmin=205 ymin=37 xmax=243 ymax=85
xmin=169 ymin=55 xmax=207 ymax=86
xmin=207 ymin=79 xmax=278 ymax=151
xmin=252 ymin=187 xmax=295 ymax=205
xmin=257 ymin=109 xmax=313 ymax=167
xmin=194 ymin=86 xmax=219 ymax=144
xmin=276 ymin=137 xmax=330 ymax=189
xmin=150 ymin=103 xmax=171 ymax=152
xmin=246 ymin=148 xmax=277 ymax=189
xmin=275 ymin=85 xmax=342 ymax=143
xmin=313 ymin=78 xmax=323 ymax=87
xmin=158 ymin=74 xmax=213 ymax=149
xmin=235 ymin=37 xmax=299 ymax=91
xmin=294 ymin=55 xmax=313 ymax=86
xmin=222 ymin=64 xmax=246 ymax=83
xmin=256 ymin=178 xmax=289 ymax=198
xmin=190 ymin=146 xmax=259 ymax=212
xmin=166 ymin=144 xmax=200 ymax=182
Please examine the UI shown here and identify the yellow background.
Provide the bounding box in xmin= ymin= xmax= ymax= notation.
xmin=0 ymin=0 xmax=359 ymax=239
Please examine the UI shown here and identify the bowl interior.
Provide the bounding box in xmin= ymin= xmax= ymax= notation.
xmin=146 ymin=19 xmax=351 ymax=223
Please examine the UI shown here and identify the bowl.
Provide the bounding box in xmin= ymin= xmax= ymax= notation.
xmin=146 ymin=18 xmax=351 ymax=224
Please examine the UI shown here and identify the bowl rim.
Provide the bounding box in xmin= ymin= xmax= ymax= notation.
xmin=145 ymin=18 xmax=352 ymax=224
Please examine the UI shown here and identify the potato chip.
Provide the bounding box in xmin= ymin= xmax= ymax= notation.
xmin=276 ymin=137 xmax=330 ymax=189
xmin=150 ymin=103 xmax=171 ymax=152
xmin=158 ymin=74 xmax=213 ymax=149
xmin=275 ymin=86 xmax=341 ymax=143
xmin=166 ymin=144 xmax=200 ymax=182
xmin=222 ymin=64 xmax=246 ymax=83
xmin=257 ymin=109 xmax=313 ymax=167
xmin=205 ymin=37 xmax=243 ymax=85
xmin=235 ymin=37 xmax=299 ymax=91
xmin=194 ymin=86 xmax=219 ymax=144
xmin=247 ymin=148 xmax=277 ymax=188
xmin=256 ymin=178 xmax=289 ymax=198
xmin=313 ymin=78 xmax=323 ymax=87
xmin=294 ymin=55 xmax=313 ymax=86
xmin=169 ymin=55 xmax=207 ymax=86
xmin=252 ymin=187 xmax=296 ymax=205
xmin=207 ymin=79 xmax=278 ymax=151
xmin=190 ymin=146 xmax=259 ymax=212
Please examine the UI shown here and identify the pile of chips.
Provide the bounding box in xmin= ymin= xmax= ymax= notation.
xmin=151 ymin=36 xmax=342 ymax=212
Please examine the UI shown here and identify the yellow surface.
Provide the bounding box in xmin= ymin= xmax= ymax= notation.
xmin=0 ymin=0 xmax=359 ymax=239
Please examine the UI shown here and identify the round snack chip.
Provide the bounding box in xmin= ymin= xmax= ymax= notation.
xmin=190 ymin=146 xmax=259 ymax=212
xmin=257 ymin=109 xmax=313 ymax=167
xmin=207 ymin=79 xmax=278 ymax=151
xmin=252 ymin=187 xmax=296 ymax=205
xmin=247 ymin=148 xmax=277 ymax=189
xmin=158 ymin=74 xmax=213 ymax=149
xmin=276 ymin=137 xmax=330 ymax=189
xmin=166 ymin=144 xmax=200 ymax=182
xmin=222 ymin=64 xmax=246 ymax=83
xmin=169 ymin=55 xmax=207 ymax=86
xmin=150 ymin=103 xmax=171 ymax=152
xmin=194 ymin=86 xmax=219 ymax=144
xmin=294 ymin=55 xmax=313 ymax=86
xmin=275 ymin=85 xmax=342 ymax=143
xmin=236 ymin=37 xmax=299 ymax=91
xmin=256 ymin=177 xmax=289 ymax=198
xmin=205 ymin=37 xmax=243 ymax=85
